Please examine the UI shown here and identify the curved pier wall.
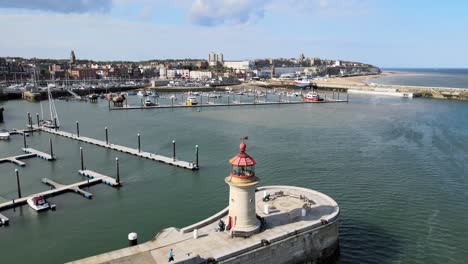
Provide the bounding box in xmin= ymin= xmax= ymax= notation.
xmin=218 ymin=221 xmax=340 ymax=264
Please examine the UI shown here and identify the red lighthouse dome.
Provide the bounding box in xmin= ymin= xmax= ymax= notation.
xmin=229 ymin=141 xmax=256 ymax=180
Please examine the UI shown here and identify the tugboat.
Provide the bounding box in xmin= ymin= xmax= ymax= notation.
xmin=27 ymin=195 xmax=52 ymax=212
xmin=303 ymin=92 xmax=324 ymax=102
xmin=185 ymin=96 xmax=198 ymax=106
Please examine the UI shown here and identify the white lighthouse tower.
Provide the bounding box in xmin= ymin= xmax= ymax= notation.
xmin=225 ymin=140 xmax=261 ymax=237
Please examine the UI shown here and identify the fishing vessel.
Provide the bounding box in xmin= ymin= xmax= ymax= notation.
xmin=185 ymin=96 xmax=198 ymax=106
xmin=27 ymin=196 xmax=51 ymax=212
xmin=0 ymin=129 xmax=10 ymax=140
xmin=294 ymin=78 xmax=313 ymax=88
xmin=303 ymin=92 xmax=324 ymax=102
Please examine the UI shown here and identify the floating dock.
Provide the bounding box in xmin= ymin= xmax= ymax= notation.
xmin=109 ymin=98 xmax=348 ymax=111
xmin=0 ymin=170 xmax=119 ymax=212
xmin=35 ymin=126 xmax=198 ymax=170
xmin=0 ymin=148 xmax=54 ymax=167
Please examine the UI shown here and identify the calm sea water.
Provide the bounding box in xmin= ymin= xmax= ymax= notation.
xmin=373 ymin=68 xmax=468 ymax=88
xmin=0 ymin=93 xmax=467 ymax=263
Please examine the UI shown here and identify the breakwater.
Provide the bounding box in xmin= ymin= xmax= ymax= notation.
xmin=267 ymin=79 xmax=468 ymax=101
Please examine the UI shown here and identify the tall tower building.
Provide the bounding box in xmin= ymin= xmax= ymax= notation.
xmin=70 ymin=50 xmax=76 ymax=64
xmin=225 ymin=140 xmax=261 ymax=237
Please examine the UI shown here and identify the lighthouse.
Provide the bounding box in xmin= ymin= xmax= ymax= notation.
xmin=225 ymin=140 xmax=261 ymax=237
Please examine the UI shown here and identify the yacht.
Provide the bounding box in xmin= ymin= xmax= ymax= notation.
xmin=39 ymin=87 xmax=60 ymax=129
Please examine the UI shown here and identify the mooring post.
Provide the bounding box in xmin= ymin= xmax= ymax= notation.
xmin=279 ymin=94 xmax=281 ymax=103
xmin=227 ymin=94 xmax=230 ymax=105
xmin=347 ymin=93 xmax=349 ymax=103
xmin=137 ymin=133 xmax=141 ymax=153
xmin=105 ymin=127 xmax=109 ymax=145
xmin=200 ymin=95 xmax=203 ymax=106
xmin=54 ymin=117 xmax=57 ymax=131
xmin=172 ymin=140 xmax=176 ymax=161
xmin=23 ymin=132 xmax=27 ymax=148
xmin=49 ymin=138 xmax=54 ymax=160
xmin=338 ymin=91 xmax=340 ymax=100
xmin=15 ymin=169 xmax=22 ymax=198
xmin=171 ymin=98 xmax=174 ymax=108
xmin=195 ymin=145 xmax=199 ymax=168
xmin=27 ymin=112 xmax=32 ymax=131
xmin=108 ymin=98 xmax=111 ymax=110
xmin=76 ymin=121 xmax=80 ymax=137
xmin=80 ymin=147 xmax=84 ymax=171
xmin=36 ymin=113 xmax=40 ymax=127
xmin=116 ymin=157 xmax=120 ymax=184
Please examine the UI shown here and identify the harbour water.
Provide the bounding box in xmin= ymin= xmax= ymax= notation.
xmin=0 ymin=94 xmax=467 ymax=263
xmin=373 ymin=68 xmax=468 ymax=89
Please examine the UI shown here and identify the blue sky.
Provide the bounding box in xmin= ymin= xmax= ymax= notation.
xmin=0 ymin=0 xmax=467 ymax=68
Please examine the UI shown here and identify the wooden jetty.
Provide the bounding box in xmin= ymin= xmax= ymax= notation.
xmin=35 ymin=126 xmax=199 ymax=170
xmin=0 ymin=170 xmax=119 ymax=212
xmin=109 ymin=98 xmax=349 ymax=111
xmin=0 ymin=148 xmax=54 ymax=167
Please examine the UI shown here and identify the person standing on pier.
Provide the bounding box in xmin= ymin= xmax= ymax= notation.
xmin=168 ymin=248 xmax=174 ymax=262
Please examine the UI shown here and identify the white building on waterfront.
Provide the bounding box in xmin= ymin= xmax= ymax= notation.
xmin=189 ymin=71 xmax=212 ymax=80
xmin=223 ymin=60 xmax=253 ymax=70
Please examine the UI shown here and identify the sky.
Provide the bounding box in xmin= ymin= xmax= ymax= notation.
xmin=0 ymin=0 xmax=467 ymax=68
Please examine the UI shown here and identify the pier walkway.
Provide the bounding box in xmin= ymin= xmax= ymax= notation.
xmin=0 ymin=170 xmax=119 ymax=212
xmin=35 ymin=126 xmax=198 ymax=170
xmin=110 ymin=98 xmax=348 ymax=111
xmin=0 ymin=148 xmax=54 ymax=167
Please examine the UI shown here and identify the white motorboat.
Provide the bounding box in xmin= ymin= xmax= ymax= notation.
xmin=27 ymin=196 xmax=51 ymax=212
xmin=144 ymin=98 xmax=157 ymax=107
xmin=169 ymin=94 xmax=177 ymax=100
xmin=0 ymin=129 xmax=10 ymax=140
xmin=185 ymin=96 xmax=198 ymax=105
xmin=137 ymin=90 xmax=147 ymax=97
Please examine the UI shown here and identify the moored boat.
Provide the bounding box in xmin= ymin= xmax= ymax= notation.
xmin=144 ymin=98 xmax=157 ymax=107
xmin=0 ymin=129 xmax=10 ymax=140
xmin=295 ymin=78 xmax=313 ymax=88
xmin=27 ymin=195 xmax=51 ymax=212
xmin=303 ymin=92 xmax=324 ymax=102
xmin=185 ymin=96 xmax=198 ymax=106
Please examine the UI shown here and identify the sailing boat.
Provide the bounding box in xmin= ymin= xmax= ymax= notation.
xmin=40 ymin=86 xmax=60 ymax=128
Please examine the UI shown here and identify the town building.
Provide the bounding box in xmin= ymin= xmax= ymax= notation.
xmin=208 ymin=52 xmax=224 ymax=66
xmin=70 ymin=50 xmax=76 ymax=64
xmin=189 ymin=71 xmax=212 ymax=80
xmin=223 ymin=60 xmax=253 ymax=70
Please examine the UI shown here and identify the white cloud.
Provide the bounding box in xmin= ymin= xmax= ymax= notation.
xmin=188 ymin=0 xmax=271 ymax=26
